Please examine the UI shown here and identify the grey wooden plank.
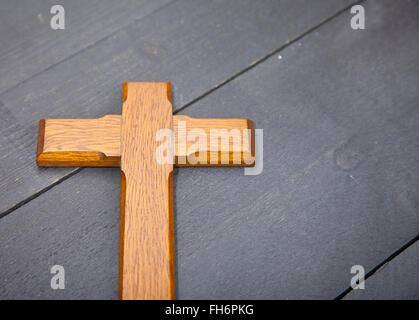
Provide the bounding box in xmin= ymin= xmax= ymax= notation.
xmin=0 ymin=169 xmax=120 ymax=299
xmin=1 ymin=0 xmax=418 ymax=299
xmin=0 ymin=0 xmax=172 ymax=94
xmin=173 ymin=0 xmax=419 ymax=299
xmin=0 ymin=0 xmax=355 ymax=214
xmin=344 ymin=240 xmax=419 ymax=300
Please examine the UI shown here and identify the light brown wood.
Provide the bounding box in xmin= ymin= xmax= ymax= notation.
xmin=119 ymin=82 xmax=174 ymax=300
xmin=36 ymin=81 xmax=256 ymax=300
xmin=37 ymin=115 xmax=121 ymax=167
xmin=37 ymin=117 xmax=254 ymax=167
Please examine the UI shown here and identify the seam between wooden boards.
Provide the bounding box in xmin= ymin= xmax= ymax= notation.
xmin=335 ymin=233 xmax=419 ymax=299
xmin=0 ymin=0 xmax=361 ymax=220
xmin=0 ymin=0 xmax=178 ymax=97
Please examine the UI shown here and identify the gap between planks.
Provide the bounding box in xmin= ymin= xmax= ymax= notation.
xmin=0 ymin=0 xmax=361 ymax=219
xmin=334 ymin=233 xmax=419 ymax=300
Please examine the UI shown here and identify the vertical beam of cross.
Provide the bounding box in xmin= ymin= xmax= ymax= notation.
xmin=119 ymin=82 xmax=174 ymax=299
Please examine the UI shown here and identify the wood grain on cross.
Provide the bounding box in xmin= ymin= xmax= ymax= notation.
xmin=36 ymin=82 xmax=255 ymax=300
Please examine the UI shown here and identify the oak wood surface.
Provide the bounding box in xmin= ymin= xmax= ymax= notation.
xmin=36 ymin=81 xmax=255 ymax=300
xmin=37 ymin=116 xmax=254 ymax=167
xmin=119 ymin=82 xmax=174 ymax=300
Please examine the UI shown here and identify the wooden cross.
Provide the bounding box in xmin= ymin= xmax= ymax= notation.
xmin=36 ymin=82 xmax=255 ymax=300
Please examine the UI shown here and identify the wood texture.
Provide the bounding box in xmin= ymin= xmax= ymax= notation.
xmin=0 ymin=0 xmax=354 ymax=215
xmin=1 ymin=0 xmax=418 ymax=301
xmin=35 ymin=80 xmax=254 ymax=300
xmin=119 ymin=82 xmax=174 ymax=300
xmin=172 ymin=1 xmax=419 ymax=299
xmin=36 ymin=115 xmax=121 ymax=167
xmin=0 ymin=0 xmax=172 ymax=94
xmin=344 ymin=239 xmax=419 ymax=300
xmin=36 ymin=116 xmax=254 ymax=167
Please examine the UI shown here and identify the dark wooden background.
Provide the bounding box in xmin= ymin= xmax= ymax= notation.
xmin=0 ymin=0 xmax=418 ymax=299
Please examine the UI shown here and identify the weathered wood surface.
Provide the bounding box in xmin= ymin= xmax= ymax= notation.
xmin=0 ymin=0 xmax=172 ymax=94
xmin=0 ymin=0 xmax=418 ymax=299
xmin=0 ymin=169 xmax=121 ymax=299
xmin=173 ymin=1 xmax=419 ymax=298
xmin=344 ymin=240 xmax=419 ymax=300
xmin=0 ymin=0 xmax=355 ymax=215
